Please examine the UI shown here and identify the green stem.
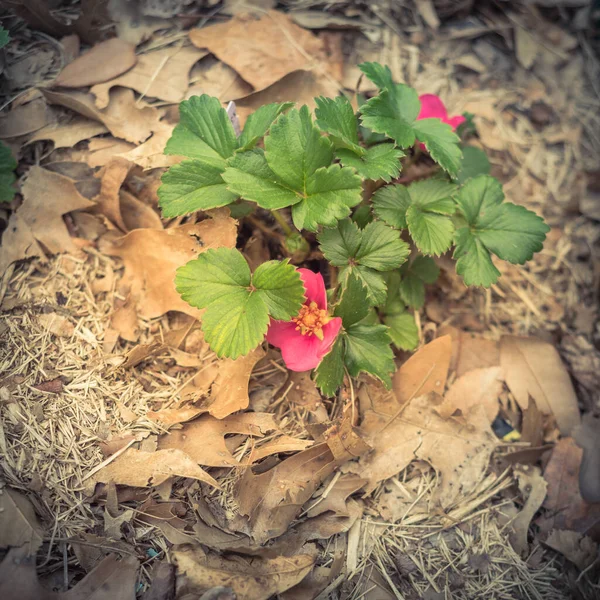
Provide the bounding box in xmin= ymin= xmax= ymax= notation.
xmin=271 ymin=209 xmax=293 ymax=236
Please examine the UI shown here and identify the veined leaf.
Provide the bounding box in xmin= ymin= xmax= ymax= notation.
xmin=315 ymin=95 xmax=363 ymax=155
xmin=0 ymin=27 xmax=9 ymax=50
xmin=336 ymin=143 xmax=403 ymax=182
xmin=412 ymin=118 xmax=462 ymax=177
xmin=453 ymin=175 xmax=550 ymax=287
xmin=358 ymin=62 xmax=394 ymax=90
xmin=253 ymin=260 xmax=307 ymax=320
xmin=314 ymin=338 xmax=345 ymax=397
xmin=384 ymin=311 xmax=419 ymax=351
xmin=334 ymin=270 xmax=370 ymax=328
xmin=238 ymin=102 xmax=294 ymax=151
xmin=344 ymin=324 xmax=395 ymax=387
xmin=456 ymin=145 xmax=490 ymax=184
xmin=0 ymin=142 xmax=17 ymax=203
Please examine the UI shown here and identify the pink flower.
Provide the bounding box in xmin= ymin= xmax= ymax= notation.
xmin=417 ymin=94 xmax=465 ymax=151
xmin=266 ymin=269 xmax=342 ymax=372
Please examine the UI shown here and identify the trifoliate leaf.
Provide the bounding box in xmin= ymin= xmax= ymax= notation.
xmin=347 ymin=266 xmax=387 ymax=307
xmin=0 ymin=142 xmax=17 ymax=203
xmin=0 ymin=27 xmax=9 ymax=50
xmin=238 ymin=102 xmax=294 ymax=151
xmin=265 ymin=106 xmax=333 ymax=191
xmin=166 ymin=95 xmax=237 ymax=164
xmin=456 ymin=145 xmax=490 ymax=185
xmin=372 ymin=184 xmax=411 ymax=229
xmin=384 ymin=311 xmax=419 ymax=351
xmin=223 ymin=149 xmax=299 ymax=210
xmin=360 ymin=84 xmax=420 ymax=148
xmin=314 ymin=338 xmax=345 ymax=397
xmin=336 ymin=143 xmax=403 ymax=182
xmin=158 ymin=159 xmax=238 ymax=216
xmin=453 ymin=175 xmax=550 ymax=287
xmin=176 ymin=248 xmax=304 ymax=359
xmin=358 ymin=62 xmax=394 ymax=90
xmin=252 ymin=260 xmax=306 ymax=320
xmin=315 ymin=95 xmax=363 ymax=155
xmin=412 ymin=118 xmax=462 ymax=176
xmin=318 ymin=218 xmax=361 ymax=265
xmin=291 ymin=164 xmax=362 ymax=231
xmin=334 ymin=270 xmax=370 ymax=328
xmin=344 ymin=324 xmax=395 ymax=387
xmin=352 ymin=204 xmax=373 ymax=229
xmin=406 ymin=207 xmax=455 ymax=256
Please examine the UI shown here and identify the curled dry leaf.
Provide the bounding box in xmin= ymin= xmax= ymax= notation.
xmin=509 ymin=465 xmax=548 ymax=556
xmin=88 ymin=448 xmax=220 ymax=491
xmin=27 ymin=117 xmax=108 ymax=149
xmin=186 ymin=58 xmax=252 ymax=102
xmin=106 ymin=210 xmax=237 ymax=320
xmin=42 ymin=88 xmax=163 ymax=144
xmin=0 ymin=97 xmax=54 ymax=138
xmin=0 ymin=166 xmax=95 ymax=273
xmin=349 ymin=384 xmax=497 ymax=502
xmin=91 ymin=46 xmax=208 ymax=108
xmin=573 ymin=412 xmax=600 ymax=503
xmin=189 ymin=11 xmax=324 ymax=91
xmin=173 ymin=546 xmax=314 ymax=600
xmin=157 ymin=412 xmax=278 ymax=467
xmin=119 ymin=123 xmax=181 ymax=170
xmin=54 ymin=38 xmax=137 ymax=88
xmin=545 ymin=529 xmax=599 ymax=571
xmin=0 ymin=487 xmax=44 ymax=555
xmin=500 ymin=335 xmax=580 ymax=435
xmin=438 ymin=325 xmax=500 ymax=377
xmin=248 ymin=436 xmax=314 ymax=463
xmin=306 ymin=473 xmax=367 ymax=518
xmin=393 ymin=335 xmax=452 ymax=404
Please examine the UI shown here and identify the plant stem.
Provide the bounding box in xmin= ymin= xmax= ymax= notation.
xmin=270 ymin=209 xmax=294 ymax=236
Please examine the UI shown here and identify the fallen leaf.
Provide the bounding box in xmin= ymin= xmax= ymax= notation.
xmin=32 ymin=377 xmax=63 ymax=394
xmin=173 ymin=546 xmax=314 ymax=600
xmin=521 ymin=397 xmax=545 ymax=447
xmin=280 ymin=549 xmax=344 ymax=600
xmin=189 ymin=11 xmax=324 ymax=91
xmin=110 ymin=297 xmax=139 ymax=342
xmin=28 ymin=117 xmax=108 ymax=149
xmin=0 ymin=166 xmax=95 ymax=274
xmin=438 ymin=325 xmax=500 ymax=377
xmin=142 ymin=560 xmax=175 ymax=600
xmin=349 ymin=387 xmax=497 ymax=501
xmin=0 ymin=487 xmax=44 ymax=554
xmin=145 ymin=403 xmax=205 ymax=426
xmin=0 ymin=97 xmax=54 ymax=138
xmin=233 ymin=69 xmax=339 ymax=127
xmin=108 ymin=0 xmax=170 ymax=45
xmin=441 ymin=366 xmax=503 ymax=423
xmin=574 ymin=413 xmax=600 ymax=503
xmin=306 ymin=474 xmax=367 ymax=518
xmin=515 ymin=26 xmax=540 ymax=70
xmin=157 ymin=412 xmax=278 ymax=467
xmin=104 ymin=507 xmax=134 ymax=540
xmin=509 ymin=465 xmax=548 ymax=556
xmin=545 ymin=529 xmax=598 ymax=570
xmin=393 ymin=335 xmax=452 ymax=404
xmin=500 ymin=336 xmax=580 ymax=435
xmin=119 ymin=124 xmax=181 ymax=170
xmin=37 ymin=312 xmax=75 ymax=337
xmin=42 ymin=88 xmax=163 ymax=144
xmin=91 ymin=46 xmax=208 ymax=108
xmin=86 ymin=137 xmax=137 ymax=167
xmin=0 ymin=549 xmax=138 ymax=600
xmin=286 ymin=371 xmax=322 ymax=410
xmin=54 ymin=38 xmax=137 ymax=88
xmin=106 ymin=211 xmax=237 ymax=320
xmin=249 ymin=436 xmax=314 ymax=463
xmin=88 ymin=448 xmax=220 ymax=490
xmin=186 ymin=57 xmax=252 ymax=101
xmin=537 ymin=438 xmax=600 ymax=540
xmin=71 ymin=533 xmax=133 ymax=573
xmin=236 ymin=443 xmax=337 ymax=543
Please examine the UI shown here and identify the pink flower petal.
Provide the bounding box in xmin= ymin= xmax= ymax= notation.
xmin=298 ymin=268 xmax=327 ymax=310
xmin=279 ymin=317 xmax=343 ymax=372
xmin=418 ymin=94 xmax=448 ymax=121
xmin=265 ymin=320 xmax=297 ymax=347
xmin=446 ymin=115 xmax=466 ymax=130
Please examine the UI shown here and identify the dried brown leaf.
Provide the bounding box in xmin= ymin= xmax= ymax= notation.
xmin=119 ymin=124 xmax=181 ymax=170
xmin=0 ymin=487 xmax=44 ymax=555
xmin=37 ymin=312 xmax=75 ymax=337
xmin=249 ymin=436 xmax=314 ymax=463
xmin=393 ymin=335 xmax=452 ymax=404
xmin=500 ymin=335 xmax=580 ymax=435
xmin=306 ymin=474 xmax=367 ymax=518
xmin=157 ymin=412 xmax=278 ymax=467
xmin=545 ymin=529 xmax=598 ymax=570
xmin=438 ymin=325 xmax=500 ymax=377
xmin=33 ymin=377 xmax=63 ymax=394
xmin=89 ymin=448 xmax=220 ymax=490
xmin=42 ymin=88 xmax=162 ymax=144
xmin=186 ymin=58 xmax=252 ymax=102
xmin=28 ymin=117 xmax=108 ymax=149
xmin=173 ymin=546 xmax=314 ymax=600
xmin=91 ymin=46 xmax=208 ymax=108
xmin=54 ymin=38 xmax=137 ymax=88
xmin=0 ymin=97 xmax=54 ymax=138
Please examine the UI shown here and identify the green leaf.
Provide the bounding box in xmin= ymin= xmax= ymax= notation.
xmin=456 ymin=145 xmax=490 ymax=185
xmin=334 ymin=270 xmax=370 ymax=328
xmin=348 ymin=266 xmax=387 ymax=307
xmin=223 ymin=149 xmax=299 ymax=210
xmin=238 ymin=102 xmax=294 ymax=151
xmin=253 ymin=260 xmax=306 ymax=320
xmin=315 ymin=95 xmax=363 ymax=155
xmin=228 ymin=199 xmax=255 ymax=219
xmin=175 ymin=248 xmax=304 ymax=359
xmin=360 ymin=84 xmax=420 ymax=148
xmin=166 ymin=95 xmax=237 ymax=163
xmin=318 ymin=218 xmax=361 ymax=266
xmin=291 ymin=164 xmax=362 ymax=231
xmin=372 ymin=184 xmax=411 ymax=229
xmin=453 ymin=175 xmax=550 ymax=287
xmin=398 ymin=272 xmax=425 ymax=309
xmin=410 ymin=255 xmax=440 ymax=284
xmin=0 ymin=142 xmax=17 ymax=203
xmin=344 ymin=324 xmax=395 ymax=387
xmin=352 ymin=204 xmax=373 ymax=229
xmin=358 ymin=62 xmax=394 ymax=90
xmin=336 ymin=143 xmax=403 ymax=182
xmin=314 ymin=338 xmax=345 ymax=397
xmin=158 ymin=159 xmax=238 ymax=217
xmin=413 ymin=118 xmax=462 ymax=177
xmin=265 ymin=106 xmax=333 ymax=191
xmin=0 ymin=27 xmax=9 ymax=50
xmin=384 ymin=311 xmax=419 ymax=351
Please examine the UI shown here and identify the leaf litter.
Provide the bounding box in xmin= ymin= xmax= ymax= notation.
xmin=1 ymin=4 xmax=599 ymax=599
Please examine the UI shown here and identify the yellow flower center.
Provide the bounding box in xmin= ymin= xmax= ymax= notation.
xmin=292 ymin=301 xmax=331 ymax=341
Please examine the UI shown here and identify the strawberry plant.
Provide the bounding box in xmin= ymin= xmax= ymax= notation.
xmin=159 ymin=62 xmax=550 ymax=396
